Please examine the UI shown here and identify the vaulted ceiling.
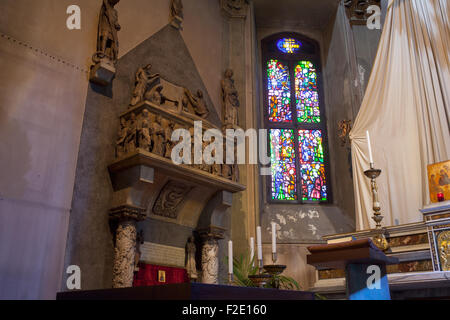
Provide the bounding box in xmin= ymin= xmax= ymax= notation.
xmin=253 ymin=0 xmax=341 ymax=29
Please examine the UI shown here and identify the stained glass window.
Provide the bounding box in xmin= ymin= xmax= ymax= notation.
xmin=295 ymin=61 xmax=320 ymax=123
xmin=298 ymin=130 xmax=327 ymax=201
xmin=270 ymin=129 xmax=297 ymax=200
xmin=263 ymin=34 xmax=329 ymax=203
xmin=267 ymin=59 xmax=291 ymax=122
xmin=277 ymin=38 xmax=302 ymax=54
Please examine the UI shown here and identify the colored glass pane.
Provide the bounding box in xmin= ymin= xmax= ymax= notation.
xmin=295 ymin=61 xmax=320 ymax=123
xmin=267 ymin=59 xmax=291 ymax=122
xmin=277 ymin=38 xmax=302 ymax=54
xmin=270 ymin=129 xmax=297 ymax=200
xmin=298 ymin=130 xmax=324 ymax=163
xmin=298 ymin=129 xmax=327 ymax=201
xmin=300 ymin=164 xmax=327 ymax=201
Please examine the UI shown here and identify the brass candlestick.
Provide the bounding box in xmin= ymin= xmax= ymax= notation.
xmin=364 ymin=164 xmax=389 ymax=251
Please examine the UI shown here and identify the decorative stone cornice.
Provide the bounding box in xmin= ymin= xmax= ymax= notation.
xmin=220 ymin=0 xmax=248 ymax=19
xmin=197 ymin=225 xmax=226 ymax=240
xmin=344 ymin=0 xmax=381 ymax=26
xmin=109 ymin=204 xmax=146 ymax=222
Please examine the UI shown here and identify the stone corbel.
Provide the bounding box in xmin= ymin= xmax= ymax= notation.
xmin=220 ymin=0 xmax=248 ymax=19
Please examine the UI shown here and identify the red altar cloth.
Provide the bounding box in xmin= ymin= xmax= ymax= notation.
xmin=133 ymin=263 xmax=189 ymax=287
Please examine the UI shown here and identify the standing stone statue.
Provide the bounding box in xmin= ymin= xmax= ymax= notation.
xmin=116 ymin=117 xmax=128 ymax=158
xmin=90 ymin=0 xmax=121 ymax=86
xmin=163 ymin=120 xmax=176 ymax=159
xmin=130 ymin=64 xmax=160 ymax=107
xmin=184 ymin=89 xmax=210 ymax=119
xmin=95 ymin=0 xmax=121 ymax=64
xmin=170 ymin=0 xmax=184 ymax=29
xmin=150 ymin=115 xmax=165 ymax=156
xmin=221 ymin=69 xmax=240 ymax=129
xmin=125 ymin=113 xmax=138 ymax=153
xmin=185 ymin=236 xmax=198 ymax=281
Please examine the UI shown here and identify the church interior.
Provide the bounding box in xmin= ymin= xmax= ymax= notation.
xmin=0 ymin=0 xmax=449 ymax=301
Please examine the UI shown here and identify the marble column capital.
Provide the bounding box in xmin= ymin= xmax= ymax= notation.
xmin=109 ymin=204 xmax=146 ymax=222
xmin=197 ymin=225 xmax=226 ymax=241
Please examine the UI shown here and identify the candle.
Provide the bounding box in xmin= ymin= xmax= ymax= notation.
xmin=271 ymin=222 xmax=277 ymax=253
xmin=249 ymin=237 xmax=254 ymax=262
xmin=366 ymin=130 xmax=374 ymax=165
xmin=228 ymin=240 xmax=233 ymax=274
xmin=437 ymin=193 xmax=445 ymax=202
xmin=256 ymin=226 xmax=262 ymax=261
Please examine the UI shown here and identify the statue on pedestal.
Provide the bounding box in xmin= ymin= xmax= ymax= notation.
xmin=90 ymin=0 xmax=121 ymax=86
xmin=170 ymin=0 xmax=184 ymax=29
xmin=186 ymin=236 xmax=198 ymax=281
xmin=221 ymin=69 xmax=240 ymax=129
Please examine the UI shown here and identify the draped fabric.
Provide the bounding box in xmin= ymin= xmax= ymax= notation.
xmin=349 ymin=0 xmax=450 ymax=230
xmin=133 ymin=263 xmax=189 ymax=287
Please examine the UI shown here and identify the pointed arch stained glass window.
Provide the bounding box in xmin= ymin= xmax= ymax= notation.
xmin=265 ymin=35 xmax=329 ymax=203
xmin=267 ymin=59 xmax=291 ymax=122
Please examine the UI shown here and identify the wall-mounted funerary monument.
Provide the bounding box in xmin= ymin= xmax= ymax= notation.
xmin=108 ymin=64 xmax=245 ymax=288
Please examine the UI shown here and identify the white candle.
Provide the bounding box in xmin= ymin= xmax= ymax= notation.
xmin=256 ymin=226 xmax=262 ymax=260
xmin=271 ymin=222 xmax=277 ymax=253
xmin=228 ymin=240 xmax=233 ymax=274
xmin=366 ymin=130 xmax=374 ymax=165
xmin=249 ymin=237 xmax=254 ymax=262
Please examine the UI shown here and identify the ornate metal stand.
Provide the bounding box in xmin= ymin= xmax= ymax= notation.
xmin=364 ymin=165 xmax=389 ymax=251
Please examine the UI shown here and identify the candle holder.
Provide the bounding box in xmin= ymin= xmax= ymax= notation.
xmin=248 ymin=274 xmax=272 ymax=288
xmin=258 ymin=259 xmax=264 ymax=274
xmin=364 ymin=165 xmax=389 ymax=251
xmin=228 ymin=273 xmax=234 ymax=285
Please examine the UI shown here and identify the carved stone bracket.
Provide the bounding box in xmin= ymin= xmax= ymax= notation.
xmin=344 ymin=0 xmax=381 ymax=26
xmin=220 ymin=0 xmax=248 ymax=19
xmin=109 ymin=205 xmax=146 ymax=288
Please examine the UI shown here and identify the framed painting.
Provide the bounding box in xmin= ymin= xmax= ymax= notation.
xmin=158 ymin=270 xmax=166 ymax=283
xmin=427 ymin=160 xmax=450 ymax=202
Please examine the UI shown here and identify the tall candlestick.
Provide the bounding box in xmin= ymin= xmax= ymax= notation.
xmin=228 ymin=240 xmax=233 ymax=275
xmin=271 ymin=222 xmax=276 ymax=254
xmin=256 ymin=226 xmax=262 ymax=260
xmin=366 ymin=130 xmax=374 ymax=166
xmin=249 ymin=237 xmax=254 ymax=262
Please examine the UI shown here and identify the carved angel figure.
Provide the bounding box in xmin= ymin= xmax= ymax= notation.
xmin=94 ymin=0 xmax=121 ymax=64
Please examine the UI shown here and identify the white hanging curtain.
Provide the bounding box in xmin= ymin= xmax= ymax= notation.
xmin=349 ymin=0 xmax=450 ymax=230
